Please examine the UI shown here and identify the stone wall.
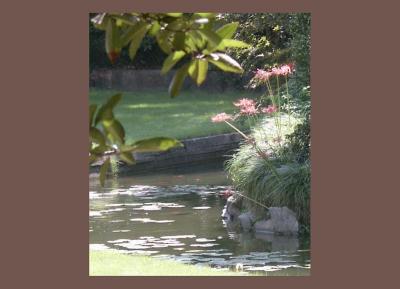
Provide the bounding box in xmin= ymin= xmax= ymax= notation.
xmin=90 ymin=132 xmax=244 ymax=176
xmin=89 ymin=68 xmax=249 ymax=91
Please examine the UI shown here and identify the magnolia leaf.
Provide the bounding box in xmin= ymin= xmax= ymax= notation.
xmin=188 ymin=59 xmax=208 ymax=86
xmin=188 ymin=31 xmax=205 ymax=49
xmin=121 ymin=22 xmax=147 ymax=47
xmin=90 ymin=127 xmax=106 ymax=147
xmin=216 ymin=39 xmax=250 ymax=50
xmin=130 ymin=137 xmax=183 ymax=153
xmin=148 ymin=21 xmax=161 ymax=36
xmin=119 ymin=152 xmax=135 ymax=165
xmin=89 ymin=104 xmax=97 ymax=126
xmin=195 ymin=13 xmax=216 ymax=18
xmin=208 ymin=53 xmax=243 ymax=73
xmin=128 ymin=24 xmax=149 ymax=60
xmin=94 ymin=93 xmax=122 ymax=125
xmin=168 ymin=63 xmax=189 ymax=98
xmin=102 ymin=118 xmax=125 ymax=144
xmin=156 ymin=30 xmax=173 ymax=54
xmin=198 ymin=29 xmax=222 ymax=50
xmin=89 ymin=154 xmax=98 ymax=165
xmin=105 ymin=19 xmax=121 ymax=64
xmin=166 ymin=13 xmax=183 ymax=17
xmin=172 ymin=32 xmax=186 ymax=51
xmin=215 ymin=22 xmax=239 ymax=39
xmin=99 ymin=158 xmax=110 ymax=187
xmin=161 ymin=51 xmax=186 ymax=75
xmin=91 ymin=13 xmax=108 ymax=30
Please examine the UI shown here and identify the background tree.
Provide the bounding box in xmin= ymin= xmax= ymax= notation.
xmin=89 ymin=12 xmax=249 ymax=185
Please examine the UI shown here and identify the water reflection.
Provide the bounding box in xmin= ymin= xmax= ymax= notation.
xmin=89 ymin=168 xmax=310 ymax=275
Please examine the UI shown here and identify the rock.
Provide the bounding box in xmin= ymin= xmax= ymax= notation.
xmin=254 ymin=232 xmax=299 ymax=252
xmin=238 ymin=211 xmax=257 ymax=232
xmin=221 ymin=195 xmax=242 ymax=221
xmin=254 ymin=207 xmax=298 ymax=235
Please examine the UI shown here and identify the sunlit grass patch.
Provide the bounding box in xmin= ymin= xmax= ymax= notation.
xmin=89 ymin=250 xmax=246 ymax=276
xmin=89 ymin=89 xmax=258 ymax=142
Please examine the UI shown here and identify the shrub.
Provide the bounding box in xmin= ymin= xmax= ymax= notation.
xmin=226 ymin=115 xmax=311 ymax=230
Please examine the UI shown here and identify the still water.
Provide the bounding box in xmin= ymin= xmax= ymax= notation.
xmin=89 ymin=164 xmax=310 ymax=276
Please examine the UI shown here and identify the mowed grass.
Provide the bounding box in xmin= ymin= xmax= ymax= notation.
xmin=89 ymin=250 xmax=246 ymax=276
xmin=90 ymin=88 xmax=258 ymax=142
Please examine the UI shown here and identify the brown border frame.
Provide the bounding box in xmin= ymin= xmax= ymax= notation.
xmin=3 ymin=0 xmax=399 ymax=288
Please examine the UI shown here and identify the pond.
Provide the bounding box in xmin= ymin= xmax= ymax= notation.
xmin=89 ymin=163 xmax=310 ymax=276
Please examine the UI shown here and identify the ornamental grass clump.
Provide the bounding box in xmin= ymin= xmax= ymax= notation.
xmin=213 ymin=63 xmax=310 ymax=230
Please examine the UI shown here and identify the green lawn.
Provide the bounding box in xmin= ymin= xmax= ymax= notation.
xmin=89 ymin=250 xmax=246 ymax=276
xmin=89 ymin=88 xmax=258 ymax=143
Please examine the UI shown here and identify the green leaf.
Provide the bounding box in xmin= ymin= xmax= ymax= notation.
xmin=89 ymin=154 xmax=98 ymax=165
xmin=198 ymin=29 xmax=222 ymax=50
xmin=91 ymin=13 xmax=108 ymax=30
xmin=119 ymin=152 xmax=135 ymax=165
xmin=208 ymin=53 xmax=243 ymax=73
xmin=94 ymin=93 xmax=122 ymax=125
xmin=130 ymin=137 xmax=183 ymax=153
xmin=188 ymin=31 xmax=205 ymax=49
xmin=156 ymin=30 xmax=173 ymax=54
xmin=161 ymin=51 xmax=186 ymax=75
xmin=195 ymin=13 xmax=216 ymax=18
xmin=216 ymin=39 xmax=250 ymax=50
xmin=168 ymin=63 xmax=189 ymax=98
xmin=90 ymin=127 xmax=106 ymax=147
xmin=166 ymin=13 xmax=183 ymax=17
xmin=148 ymin=21 xmax=161 ymax=36
xmin=121 ymin=22 xmax=147 ymax=47
xmin=172 ymin=32 xmax=186 ymax=51
xmin=216 ymin=22 xmax=239 ymax=39
xmin=128 ymin=24 xmax=149 ymax=60
xmin=105 ymin=19 xmax=121 ymax=64
xmin=89 ymin=104 xmax=97 ymax=126
xmin=112 ymin=14 xmax=139 ymax=26
xmin=188 ymin=59 xmax=208 ymax=86
xmin=102 ymin=118 xmax=125 ymax=144
xmin=99 ymin=158 xmax=110 ymax=187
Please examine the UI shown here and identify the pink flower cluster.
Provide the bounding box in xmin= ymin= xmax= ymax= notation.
xmin=234 ymin=98 xmax=259 ymax=115
xmin=261 ymin=105 xmax=278 ymax=114
xmin=211 ymin=112 xmax=233 ymax=123
xmin=254 ymin=63 xmax=295 ymax=82
xmin=211 ymin=100 xmax=279 ymax=123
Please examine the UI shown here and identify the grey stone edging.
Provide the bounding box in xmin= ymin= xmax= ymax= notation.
xmin=90 ymin=132 xmax=244 ymax=176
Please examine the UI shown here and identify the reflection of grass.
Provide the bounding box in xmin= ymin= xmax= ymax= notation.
xmin=90 ymin=89 xmax=258 ymax=142
xmin=89 ymin=250 xmax=245 ymax=276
